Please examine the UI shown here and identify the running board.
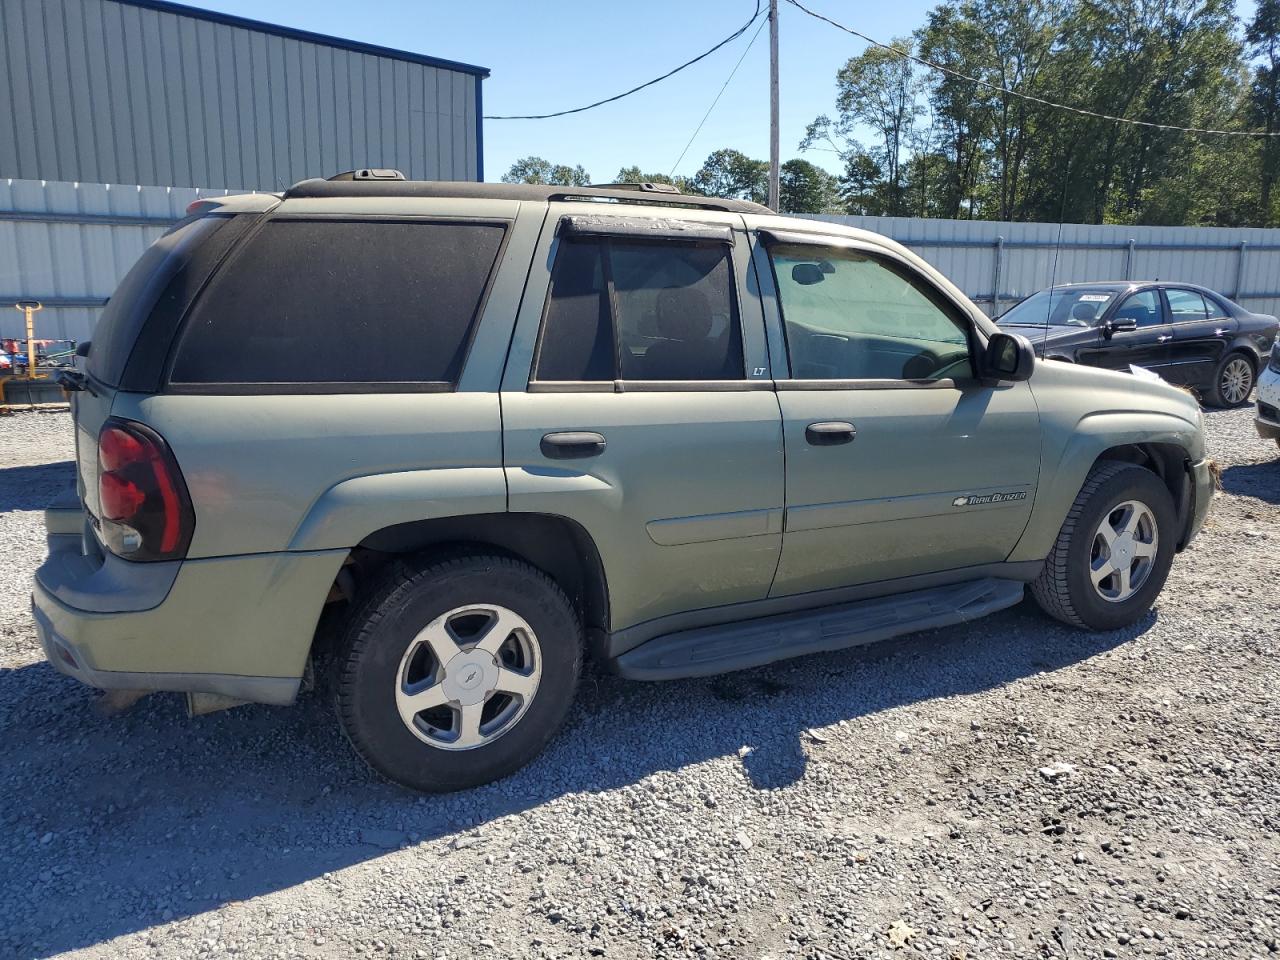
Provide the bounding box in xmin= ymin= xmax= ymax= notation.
xmin=614 ymin=577 xmax=1025 ymax=681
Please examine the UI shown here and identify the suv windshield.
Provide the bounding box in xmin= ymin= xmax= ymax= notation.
xmin=999 ymin=288 xmax=1118 ymax=327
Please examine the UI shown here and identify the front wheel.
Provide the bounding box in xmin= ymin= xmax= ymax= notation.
xmin=1030 ymin=462 xmax=1177 ymax=631
xmin=335 ymin=554 xmax=582 ymax=793
xmin=1207 ymin=352 xmax=1255 ymax=408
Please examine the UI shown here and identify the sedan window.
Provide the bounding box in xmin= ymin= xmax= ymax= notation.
xmin=1166 ymin=289 xmax=1210 ymax=323
xmin=1112 ymin=291 xmax=1162 ymax=327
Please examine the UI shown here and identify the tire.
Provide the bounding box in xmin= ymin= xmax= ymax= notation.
xmin=1030 ymin=461 xmax=1177 ymax=631
xmin=335 ymin=553 xmax=582 ymax=793
xmin=1206 ymin=351 xmax=1255 ymax=408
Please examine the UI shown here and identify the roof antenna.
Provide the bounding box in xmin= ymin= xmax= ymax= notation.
xmin=1043 ymin=153 xmax=1073 ymax=359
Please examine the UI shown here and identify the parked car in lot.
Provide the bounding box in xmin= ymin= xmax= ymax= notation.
xmin=1256 ymin=346 xmax=1280 ymax=449
xmin=34 ymin=176 xmax=1215 ymax=792
xmin=997 ymin=281 xmax=1277 ymax=408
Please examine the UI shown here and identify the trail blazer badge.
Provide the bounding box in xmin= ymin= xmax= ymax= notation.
xmin=953 ymin=491 xmax=1027 ymax=507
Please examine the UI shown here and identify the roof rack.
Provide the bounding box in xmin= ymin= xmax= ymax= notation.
xmin=281 ymin=177 xmax=771 ymax=214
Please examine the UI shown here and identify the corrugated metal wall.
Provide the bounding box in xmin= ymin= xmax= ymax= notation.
xmin=0 ymin=0 xmax=483 ymax=190
xmin=812 ymin=215 xmax=1280 ymax=319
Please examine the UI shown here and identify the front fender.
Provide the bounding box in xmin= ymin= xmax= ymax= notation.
xmin=287 ymin=467 xmax=508 ymax=551
xmin=1008 ymin=409 xmax=1202 ymax=563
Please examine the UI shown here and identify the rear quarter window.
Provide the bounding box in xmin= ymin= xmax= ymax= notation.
xmin=168 ymin=219 xmax=506 ymax=389
xmin=87 ymin=215 xmax=230 ymax=388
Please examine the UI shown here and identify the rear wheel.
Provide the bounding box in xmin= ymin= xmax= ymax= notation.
xmin=1207 ymin=352 xmax=1254 ymax=408
xmin=335 ymin=554 xmax=581 ymax=793
xmin=1031 ymin=462 xmax=1177 ymax=631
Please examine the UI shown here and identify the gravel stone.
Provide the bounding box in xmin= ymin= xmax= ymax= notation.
xmin=1 ymin=405 xmax=1278 ymax=959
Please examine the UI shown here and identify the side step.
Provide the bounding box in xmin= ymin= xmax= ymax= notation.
xmin=614 ymin=577 xmax=1025 ymax=681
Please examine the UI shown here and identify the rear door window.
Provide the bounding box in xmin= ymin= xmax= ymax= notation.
xmin=533 ymin=238 xmax=744 ymax=383
xmin=1166 ymin=289 xmax=1210 ymax=323
xmin=169 ymin=219 xmax=506 ymax=388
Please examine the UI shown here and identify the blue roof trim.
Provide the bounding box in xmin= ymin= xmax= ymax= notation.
xmin=113 ymin=0 xmax=491 ymax=77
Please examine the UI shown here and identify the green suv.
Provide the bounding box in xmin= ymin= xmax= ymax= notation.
xmin=34 ymin=176 xmax=1214 ymax=792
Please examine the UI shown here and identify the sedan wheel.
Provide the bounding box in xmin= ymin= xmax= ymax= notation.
xmin=1210 ymin=354 xmax=1254 ymax=408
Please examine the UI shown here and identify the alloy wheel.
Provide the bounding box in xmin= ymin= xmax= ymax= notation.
xmin=1220 ymin=357 xmax=1253 ymax=405
xmin=1089 ymin=499 xmax=1159 ymax=603
xmin=394 ymin=604 xmax=542 ymax=751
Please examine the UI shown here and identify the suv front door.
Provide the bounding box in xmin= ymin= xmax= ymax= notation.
xmin=754 ymin=230 xmax=1042 ymax=597
xmin=502 ymin=207 xmax=784 ymax=643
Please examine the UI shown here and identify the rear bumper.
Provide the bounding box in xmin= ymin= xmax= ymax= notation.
xmin=32 ymin=498 xmax=346 ymax=705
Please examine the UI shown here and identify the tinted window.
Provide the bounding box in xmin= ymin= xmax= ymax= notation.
xmin=533 ymin=239 xmax=743 ymax=382
xmin=1113 ymin=290 xmax=1161 ymax=327
xmin=770 ymin=245 xmax=969 ymax=381
xmin=88 ymin=215 xmax=227 ymax=387
xmin=1166 ymin=289 xmax=1210 ymax=323
xmin=171 ymin=220 xmax=505 ymax=385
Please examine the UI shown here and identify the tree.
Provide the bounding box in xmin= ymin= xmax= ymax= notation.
xmin=779 ymin=159 xmax=840 ymax=213
xmin=802 ymin=38 xmax=923 ymax=215
xmin=690 ymin=149 xmax=769 ymax=203
xmin=1247 ymin=0 xmax=1280 ymax=224
xmin=501 ymin=156 xmax=591 ymax=186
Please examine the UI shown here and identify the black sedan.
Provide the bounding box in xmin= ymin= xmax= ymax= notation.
xmin=996 ymin=281 xmax=1278 ymax=407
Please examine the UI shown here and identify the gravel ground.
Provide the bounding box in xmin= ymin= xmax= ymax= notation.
xmin=1 ymin=406 xmax=1277 ymax=960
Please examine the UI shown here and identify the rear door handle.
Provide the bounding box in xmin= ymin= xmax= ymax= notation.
xmin=805 ymin=421 xmax=856 ymax=445
xmin=1157 ymin=335 xmax=1172 ymax=342
xmin=541 ymin=431 xmax=607 ymax=459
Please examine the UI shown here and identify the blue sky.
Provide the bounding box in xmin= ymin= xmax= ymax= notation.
xmin=190 ymin=0 xmax=1260 ymax=184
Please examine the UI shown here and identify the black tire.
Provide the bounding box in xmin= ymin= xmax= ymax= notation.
xmin=1030 ymin=461 xmax=1177 ymax=631
xmin=1206 ymin=351 xmax=1255 ymax=408
xmin=335 ymin=553 xmax=582 ymax=793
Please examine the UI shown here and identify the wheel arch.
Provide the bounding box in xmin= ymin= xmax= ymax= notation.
xmin=1009 ymin=411 xmax=1203 ymax=563
xmin=314 ymin=512 xmax=611 ymax=666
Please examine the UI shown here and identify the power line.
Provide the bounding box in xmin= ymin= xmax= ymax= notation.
xmin=669 ymin=13 xmax=770 ymax=177
xmin=786 ymin=0 xmax=1280 ymax=138
xmin=485 ymin=2 xmax=763 ymax=120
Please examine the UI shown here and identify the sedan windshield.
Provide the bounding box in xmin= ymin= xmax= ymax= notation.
xmin=999 ymin=289 xmax=1117 ymax=327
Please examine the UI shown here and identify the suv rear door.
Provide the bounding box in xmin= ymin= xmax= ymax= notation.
xmin=501 ymin=206 xmax=783 ymax=644
xmin=753 ymin=227 xmax=1041 ymax=596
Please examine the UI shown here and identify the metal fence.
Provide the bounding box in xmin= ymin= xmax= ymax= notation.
xmin=812 ymin=215 xmax=1280 ymax=319
xmin=6 ymin=181 xmax=1280 ymax=344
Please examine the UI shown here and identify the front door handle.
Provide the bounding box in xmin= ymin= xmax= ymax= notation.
xmin=1157 ymin=335 xmax=1172 ymax=342
xmin=541 ymin=431 xmax=607 ymax=459
xmin=805 ymin=421 xmax=856 ymax=446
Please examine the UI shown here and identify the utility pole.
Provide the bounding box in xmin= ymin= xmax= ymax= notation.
xmin=768 ymin=0 xmax=780 ymax=212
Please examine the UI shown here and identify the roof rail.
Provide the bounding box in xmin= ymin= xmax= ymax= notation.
xmin=587 ymin=181 xmax=682 ymax=195
xmin=282 ymin=178 xmax=771 ymax=213
xmin=327 ymin=168 xmax=406 ymax=181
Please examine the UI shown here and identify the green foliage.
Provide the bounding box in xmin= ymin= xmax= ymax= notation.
xmin=501 ymin=157 xmax=591 ymax=186
xmin=780 ymin=159 xmax=841 ymax=213
xmin=612 ymin=166 xmax=698 ymax=194
xmin=804 ymin=0 xmax=1280 ymax=226
xmin=690 ymin=149 xmax=770 ymax=204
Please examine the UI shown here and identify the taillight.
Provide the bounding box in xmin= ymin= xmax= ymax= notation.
xmin=96 ymin=418 xmax=194 ymax=561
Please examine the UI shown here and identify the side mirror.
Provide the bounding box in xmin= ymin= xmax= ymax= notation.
xmin=1104 ymin=317 xmax=1138 ymax=338
xmin=982 ymin=332 xmax=1035 ymax=382
xmin=791 ymin=263 xmax=826 ymax=285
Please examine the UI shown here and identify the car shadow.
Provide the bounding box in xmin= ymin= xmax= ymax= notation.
xmin=0 ymin=597 xmax=1153 ymax=956
xmin=0 ymin=460 xmax=74 ymax=513
xmin=1220 ymin=460 xmax=1280 ymax=504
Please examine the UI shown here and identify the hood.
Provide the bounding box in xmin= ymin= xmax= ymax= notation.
xmin=996 ymin=321 xmax=1098 ymax=349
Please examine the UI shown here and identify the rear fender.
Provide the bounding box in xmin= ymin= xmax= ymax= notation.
xmin=288 ymin=467 xmax=507 ymax=551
